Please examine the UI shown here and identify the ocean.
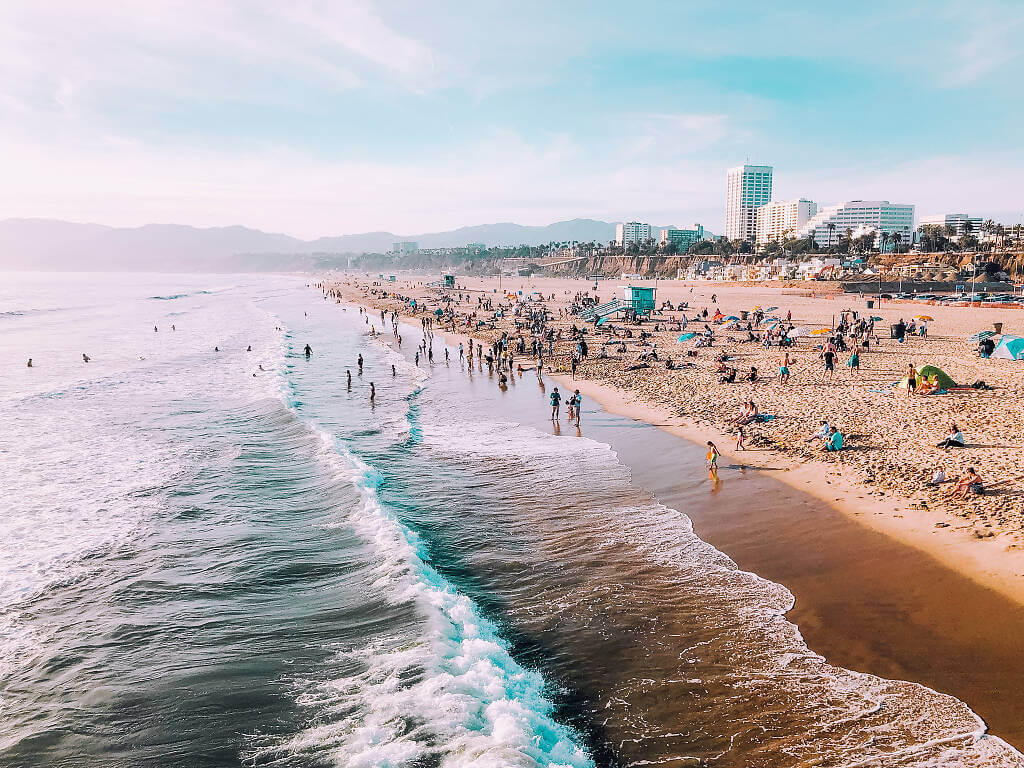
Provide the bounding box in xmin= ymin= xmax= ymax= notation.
xmin=0 ymin=271 xmax=1020 ymax=767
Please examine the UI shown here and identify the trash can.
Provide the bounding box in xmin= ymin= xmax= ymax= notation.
xmin=866 ymin=300 xmax=874 ymax=309
xmin=994 ymin=322 xmax=1003 ymax=334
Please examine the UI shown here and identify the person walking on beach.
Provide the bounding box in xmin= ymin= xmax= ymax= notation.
xmin=779 ymin=352 xmax=792 ymax=384
xmin=459 ymin=343 xmax=464 ymax=361
xmin=550 ymin=387 xmax=561 ymax=421
xmin=572 ymin=389 xmax=582 ymax=423
xmin=846 ymin=349 xmax=860 ymax=376
xmin=706 ymin=441 xmax=720 ymax=481
xmin=735 ymin=426 xmax=745 ymax=451
xmin=821 ymin=346 xmax=835 ymax=382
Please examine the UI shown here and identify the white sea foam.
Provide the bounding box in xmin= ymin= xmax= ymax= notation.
xmin=250 ymin=409 xmax=594 ymax=766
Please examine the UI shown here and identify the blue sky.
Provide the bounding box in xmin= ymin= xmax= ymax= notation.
xmin=1 ymin=0 xmax=1022 ymax=237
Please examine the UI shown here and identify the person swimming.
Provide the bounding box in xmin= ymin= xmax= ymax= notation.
xmin=246 ymin=345 xmax=252 ymax=352
xmin=26 ymin=358 xmax=32 ymax=367
xmin=82 ymin=353 xmax=90 ymax=363
xmin=391 ymin=365 xmax=396 ymax=376
xmin=347 ymin=369 xmax=352 ymax=389
xmin=304 ymin=343 xmax=312 ymax=357
xmin=357 ymin=354 xmax=364 ymax=371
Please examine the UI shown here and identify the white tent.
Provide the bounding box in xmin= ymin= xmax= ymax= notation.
xmin=992 ymin=334 xmax=1024 ymax=360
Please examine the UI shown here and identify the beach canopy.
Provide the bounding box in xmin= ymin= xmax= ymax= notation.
xmin=917 ymin=364 xmax=957 ymax=388
xmin=915 ymin=315 xmax=934 ymax=321
xmin=789 ymin=326 xmax=814 ymax=338
xmin=725 ymin=315 xmax=740 ymax=321
xmin=810 ymin=328 xmax=832 ymax=336
xmin=969 ymin=330 xmax=996 ymax=342
xmin=677 ymin=332 xmax=697 ymax=342
xmin=992 ymin=334 xmax=1024 ymax=360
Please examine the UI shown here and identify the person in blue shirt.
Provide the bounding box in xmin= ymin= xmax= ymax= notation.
xmin=825 ymin=426 xmax=844 ymax=451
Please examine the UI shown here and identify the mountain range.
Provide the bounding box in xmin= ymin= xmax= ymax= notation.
xmin=0 ymin=218 xmax=636 ymax=271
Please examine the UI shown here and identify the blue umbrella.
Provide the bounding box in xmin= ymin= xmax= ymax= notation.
xmin=677 ymin=332 xmax=697 ymax=342
xmin=725 ymin=315 xmax=740 ymax=321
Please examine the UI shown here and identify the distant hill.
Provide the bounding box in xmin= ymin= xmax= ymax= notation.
xmin=0 ymin=218 xmax=626 ymax=271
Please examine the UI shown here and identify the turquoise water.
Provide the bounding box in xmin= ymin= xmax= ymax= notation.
xmin=1 ymin=273 xmax=1020 ymax=767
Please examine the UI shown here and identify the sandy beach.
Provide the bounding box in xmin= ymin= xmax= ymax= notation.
xmin=328 ymin=272 xmax=1024 ymax=610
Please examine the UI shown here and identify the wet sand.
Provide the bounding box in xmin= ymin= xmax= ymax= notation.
xmin=607 ymin=418 xmax=1024 ymax=748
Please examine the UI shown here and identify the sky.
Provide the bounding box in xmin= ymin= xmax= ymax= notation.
xmin=1 ymin=0 xmax=1022 ymax=238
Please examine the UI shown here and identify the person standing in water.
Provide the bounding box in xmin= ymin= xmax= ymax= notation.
xmin=391 ymin=364 xmax=396 ymax=376
xmin=549 ymin=386 xmax=561 ymax=421
xmin=304 ymin=344 xmax=312 ymax=357
xmin=26 ymin=358 xmax=33 ymax=367
xmin=706 ymin=441 xmax=720 ymax=476
xmin=369 ymin=382 xmax=375 ymax=403
xmin=346 ymin=369 xmax=352 ymax=390
xmin=572 ymin=389 xmax=582 ymax=423
xmin=357 ymin=354 xmax=363 ymax=372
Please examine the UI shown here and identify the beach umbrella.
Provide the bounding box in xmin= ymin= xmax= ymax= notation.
xmin=914 ymin=315 xmax=934 ymax=321
xmin=765 ymin=306 xmax=778 ymax=312
xmin=969 ymin=330 xmax=996 ymax=342
xmin=810 ymin=328 xmax=832 ymax=336
xmin=677 ymin=332 xmax=697 ymax=342
xmin=725 ymin=315 xmax=740 ymax=321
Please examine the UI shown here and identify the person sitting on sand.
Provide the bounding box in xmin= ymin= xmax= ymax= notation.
xmin=927 ymin=466 xmax=947 ymax=486
xmin=807 ymin=419 xmax=830 ymax=443
xmin=951 ymin=468 xmax=983 ymax=499
xmin=937 ymin=422 xmax=966 ymax=449
xmin=916 ymin=375 xmax=940 ymax=395
xmin=745 ymin=366 xmax=758 ymax=383
xmin=824 ymin=426 xmax=844 ymax=452
xmin=719 ymin=367 xmax=737 ymax=384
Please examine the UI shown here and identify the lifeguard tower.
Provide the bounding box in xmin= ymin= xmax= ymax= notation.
xmin=579 ymin=285 xmax=657 ymax=323
xmin=443 ymin=274 xmax=456 ymax=288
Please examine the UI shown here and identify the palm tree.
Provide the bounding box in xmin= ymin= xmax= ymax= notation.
xmin=826 ymin=222 xmax=836 ymax=251
xmin=892 ymin=232 xmax=903 ymax=254
xmin=879 ymin=231 xmax=892 ymax=254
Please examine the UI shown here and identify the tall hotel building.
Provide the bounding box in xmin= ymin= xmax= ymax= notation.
xmin=615 ymin=221 xmax=652 ymax=246
xmin=756 ymin=199 xmax=817 ymax=244
xmin=795 ymin=201 xmax=915 ymax=250
xmin=725 ymin=164 xmax=773 ymax=241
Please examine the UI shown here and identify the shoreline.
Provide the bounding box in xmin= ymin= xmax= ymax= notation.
xmin=548 ymin=371 xmax=1024 ymax=608
xmin=330 ymin=276 xmax=1024 ymax=612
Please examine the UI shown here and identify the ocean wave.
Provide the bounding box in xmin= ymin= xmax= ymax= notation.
xmin=252 ymin=393 xmax=593 ymax=766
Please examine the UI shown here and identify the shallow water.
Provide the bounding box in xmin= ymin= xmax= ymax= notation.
xmin=0 ymin=272 xmax=1020 ymax=767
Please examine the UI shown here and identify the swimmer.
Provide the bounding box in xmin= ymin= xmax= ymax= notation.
xmin=347 ymin=369 xmax=352 ymax=389
xmin=357 ymin=354 xmax=364 ymax=371
xmin=215 ymin=346 xmax=219 ymax=352
xmin=304 ymin=343 xmax=312 ymax=357
xmin=391 ymin=365 xmax=396 ymax=376
xmin=154 ymin=326 xmax=158 ymax=332
xmin=369 ymin=382 xmax=376 ymax=402
xmin=247 ymin=345 xmax=252 ymax=352
xmin=171 ymin=324 xmax=175 ymax=331
xmin=82 ymin=353 xmax=91 ymax=363
xmin=27 ymin=358 xmax=32 ymax=367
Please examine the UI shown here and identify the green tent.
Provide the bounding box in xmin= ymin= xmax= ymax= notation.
xmin=917 ymin=364 xmax=956 ymax=389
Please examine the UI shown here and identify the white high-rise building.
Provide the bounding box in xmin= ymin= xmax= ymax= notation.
xmin=756 ymin=199 xmax=817 ymax=245
xmin=795 ymin=201 xmax=915 ymax=251
xmin=918 ymin=213 xmax=982 ymax=238
xmin=615 ymin=221 xmax=652 ymax=246
xmin=725 ymin=165 xmax=773 ymax=241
